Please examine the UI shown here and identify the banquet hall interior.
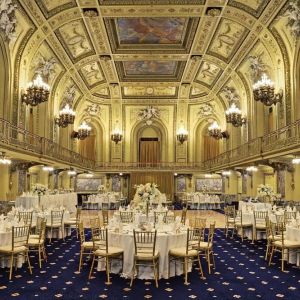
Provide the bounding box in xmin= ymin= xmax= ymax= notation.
xmin=0 ymin=0 xmax=300 ymax=299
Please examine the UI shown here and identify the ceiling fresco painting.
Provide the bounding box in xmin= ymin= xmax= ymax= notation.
xmin=115 ymin=17 xmax=187 ymax=45
xmin=123 ymin=61 xmax=177 ymax=76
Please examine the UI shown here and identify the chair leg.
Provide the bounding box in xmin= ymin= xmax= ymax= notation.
xmin=265 ymin=239 xmax=270 ymax=261
xmin=88 ymin=255 xmax=96 ymax=279
xmin=38 ymin=246 xmax=42 ymax=268
xmin=197 ymin=254 xmax=204 ymax=278
xmin=9 ymin=253 xmax=14 ymax=280
xmin=211 ymin=251 xmax=216 ymax=270
xmin=26 ymin=250 xmax=32 ymax=274
xmin=130 ymin=258 xmax=136 ymax=287
xmin=207 ymin=250 xmax=211 ymax=274
xmin=43 ymin=245 xmax=47 ymax=262
xmin=184 ymin=257 xmax=189 ymax=285
xmin=153 ymin=259 xmax=158 ymax=288
xmin=268 ymin=245 xmax=275 ymax=266
xmin=281 ymin=248 xmax=285 ymax=272
xmin=79 ymin=247 xmax=83 ymax=272
xmin=105 ymin=257 xmax=111 ymax=285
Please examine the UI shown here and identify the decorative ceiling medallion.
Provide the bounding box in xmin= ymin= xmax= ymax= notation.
xmin=116 ymin=61 xmax=186 ymax=82
xmin=35 ymin=0 xmax=77 ymax=19
xmin=222 ymin=86 xmax=240 ymax=104
xmin=198 ymin=103 xmax=215 ymax=117
xmin=85 ymin=103 xmax=101 ymax=116
xmin=104 ymin=17 xmax=200 ymax=54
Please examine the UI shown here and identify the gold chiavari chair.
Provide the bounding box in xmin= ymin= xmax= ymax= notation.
xmin=265 ymin=219 xmax=281 ymax=261
xmin=165 ymin=214 xmax=176 ymax=224
xmin=154 ymin=211 xmax=167 ymax=223
xmin=130 ymin=230 xmax=160 ymax=288
xmin=18 ymin=211 xmax=33 ymax=228
xmin=101 ymin=210 xmax=109 ymax=227
xmin=78 ymin=222 xmax=94 ymax=272
xmin=120 ymin=211 xmax=134 ymax=223
xmin=64 ymin=207 xmax=82 ymax=238
xmin=253 ymin=211 xmax=268 ymax=243
xmin=268 ymin=222 xmax=300 ymax=271
xmin=89 ymin=217 xmax=101 ymax=230
xmin=284 ymin=211 xmax=297 ymax=224
xmin=169 ymin=228 xmax=204 ymax=285
xmin=30 ymin=216 xmax=44 ymax=239
xmin=224 ymin=206 xmax=235 ymax=238
xmin=28 ymin=219 xmax=47 ymax=268
xmin=198 ymin=223 xmax=216 ymax=274
xmin=89 ymin=227 xmax=123 ymax=284
xmin=46 ymin=210 xmax=65 ymax=243
xmin=181 ymin=207 xmax=187 ymax=225
xmin=0 ymin=225 xmax=32 ymax=280
xmin=194 ymin=217 xmax=206 ymax=229
xmin=234 ymin=210 xmax=253 ymax=242
xmin=275 ymin=214 xmax=285 ymax=224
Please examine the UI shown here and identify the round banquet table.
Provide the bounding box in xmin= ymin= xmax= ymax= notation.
xmin=285 ymin=226 xmax=300 ymax=266
xmin=97 ymin=224 xmax=189 ymax=279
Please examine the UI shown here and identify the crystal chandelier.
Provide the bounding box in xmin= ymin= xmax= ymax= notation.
xmin=225 ymin=103 xmax=246 ymax=127
xmin=246 ymin=166 xmax=258 ymax=172
xmin=208 ymin=121 xmax=229 ymax=140
xmin=0 ymin=152 xmax=11 ymax=165
xmin=176 ymin=127 xmax=188 ymax=144
xmin=43 ymin=166 xmax=54 ymax=172
xmin=21 ymin=75 xmax=50 ymax=106
xmin=111 ymin=128 xmax=123 ymax=144
xmin=72 ymin=121 xmax=92 ymax=140
xmin=253 ymin=73 xmax=282 ymax=106
xmin=55 ymin=104 xmax=76 ymax=128
xmin=292 ymin=158 xmax=300 ymax=164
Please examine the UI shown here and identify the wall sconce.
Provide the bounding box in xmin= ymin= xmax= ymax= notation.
xmin=111 ymin=128 xmax=123 ymax=144
xmin=225 ymin=103 xmax=246 ymax=127
xmin=176 ymin=127 xmax=188 ymax=144
xmin=208 ymin=121 xmax=229 ymax=139
xmin=253 ymin=73 xmax=282 ymax=106
xmin=72 ymin=121 xmax=92 ymax=140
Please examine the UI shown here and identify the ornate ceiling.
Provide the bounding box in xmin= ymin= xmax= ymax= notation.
xmin=14 ymin=0 xmax=292 ymax=108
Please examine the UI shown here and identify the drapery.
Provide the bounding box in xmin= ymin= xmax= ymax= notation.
xmin=139 ymin=139 xmax=160 ymax=163
xmin=78 ymin=134 xmax=96 ymax=161
xmin=129 ymin=172 xmax=174 ymax=201
xmin=203 ymin=135 xmax=220 ymax=161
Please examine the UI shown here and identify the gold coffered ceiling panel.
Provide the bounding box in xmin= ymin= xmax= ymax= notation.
xmin=79 ymin=62 xmax=106 ymax=88
xmin=195 ymin=61 xmax=223 ymax=88
xmin=35 ymin=0 xmax=77 ymax=18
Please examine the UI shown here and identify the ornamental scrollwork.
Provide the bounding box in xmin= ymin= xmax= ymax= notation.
xmin=0 ymin=0 xmax=17 ymax=42
xmin=137 ymin=106 xmax=160 ymax=125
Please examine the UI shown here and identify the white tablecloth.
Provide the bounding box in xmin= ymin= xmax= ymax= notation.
xmin=238 ymin=201 xmax=272 ymax=212
xmin=97 ymin=225 xmax=188 ymax=279
xmin=16 ymin=193 xmax=77 ymax=213
xmin=285 ymin=226 xmax=300 ymax=266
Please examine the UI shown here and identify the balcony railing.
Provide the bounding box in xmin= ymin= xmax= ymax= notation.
xmin=0 ymin=118 xmax=94 ymax=169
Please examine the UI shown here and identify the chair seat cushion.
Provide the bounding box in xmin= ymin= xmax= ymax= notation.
xmin=255 ymin=224 xmax=266 ymax=229
xmin=169 ymin=247 xmax=198 ymax=257
xmin=0 ymin=245 xmax=27 ymax=253
xmin=28 ymin=238 xmax=44 ymax=246
xmin=29 ymin=234 xmax=39 ymax=239
xmin=268 ymin=235 xmax=284 ymax=241
xmin=64 ymin=220 xmax=76 ymax=225
xmin=94 ymin=246 xmax=123 ymax=256
xmin=274 ymin=240 xmax=300 ymax=248
xmin=82 ymin=241 xmax=94 ymax=249
xmin=135 ymin=250 xmax=159 ymax=261
xmin=198 ymin=241 xmax=212 ymax=250
xmin=235 ymin=222 xmax=252 ymax=227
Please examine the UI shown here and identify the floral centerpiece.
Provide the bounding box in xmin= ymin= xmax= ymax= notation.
xmin=132 ymin=183 xmax=161 ymax=215
xmin=257 ymin=184 xmax=274 ymax=202
xmin=32 ymin=184 xmax=48 ymax=196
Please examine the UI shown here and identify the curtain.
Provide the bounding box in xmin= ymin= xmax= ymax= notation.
xmin=139 ymin=139 xmax=160 ymax=163
xmin=129 ymin=172 xmax=174 ymax=201
xmin=203 ymin=135 xmax=220 ymax=161
xmin=79 ymin=134 xmax=96 ymax=161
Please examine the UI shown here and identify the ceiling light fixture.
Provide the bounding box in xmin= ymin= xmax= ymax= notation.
xmin=253 ymin=73 xmax=282 ymax=106
xmin=21 ymin=75 xmax=50 ymax=106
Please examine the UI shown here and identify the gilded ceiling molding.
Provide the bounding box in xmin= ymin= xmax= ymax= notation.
xmin=35 ymin=0 xmax=77 ymax=19
xmin=227 ymin=0 xmax=270 ymax=18
xmin=99 ymin=0 xmax=205 ymax=5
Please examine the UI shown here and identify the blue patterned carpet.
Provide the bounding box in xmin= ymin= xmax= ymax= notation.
xmin=0 ymin=229 xmax=300 ymax=300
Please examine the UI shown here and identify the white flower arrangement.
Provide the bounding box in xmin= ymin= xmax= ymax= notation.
xmin=32 ymin=184 xmax=48 ymax=196
xmin=132 ymin=183 xmax=161 ymax=211
xmin=257 ymin=184 xmax=274 ymax=197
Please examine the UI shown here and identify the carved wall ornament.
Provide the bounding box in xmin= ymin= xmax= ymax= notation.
xmin=247 ymin=53 xmax=268 ymax=81
xmin=33 ymin=56 xmax=57 ymax=82
xmin=284 ymin=0 xmax=300 ymax=38
xmin=86 ymin=103 xmax=101 ymax=116
xmin=137 ymin=106 xmax=160 ymax=126
xmin=62 ymin=84 xmax=77 ymax=107
xmin=0 ymin=0 xmax=17 ymax=42
xmin=197 ymin=103 xmax=215 ymax=117
xmin=222 ymin=86 xmax=240 ymax=104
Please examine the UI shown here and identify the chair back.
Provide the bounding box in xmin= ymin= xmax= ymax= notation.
xmin=90 ymin=217 xmax=101 ymax=229
xmin=37 ymin=220 xmax=46 ymax=243
xmin=154 ymin=211 xmax=167 ymax=223
xmin=133 ymin=230 xmax=157 ymax=257
xmin=284 ymin=211 xmax=297 ymax=223
xmin=224 ymin=206 xmax=235 ymax=221
xmin=50 ymin=210 xmax=64 ymax=226
xmin=76 ymin=207 xmax=82 ymax=222
xmin=181 ymin=208 xmax=187 ymax=225
xmin=270 ymin=221 xmax=285 ymax=245
xmin=254 ymin=211 xmax=268 ymax=226
xmin=165 ymin=215 xmax=175 ymax=224
xmin=275 ymin=214 xmax=285 ymax=224
xmin=35 ymin=216 xmax=45 ymax=235
xmin=194 ymin=217 xmax=206 ymax=228
xmin=18 ymin=211 xmax=33 ymax=227
xmin=102 ymin=210 xmax=109 ymax=226
xmin=206 ymin=222 xmax=216 ymax=248
xmin=11 ymin=225 xmax=30 ymax=251
xmin=91 ymin=227 xmax=108 ymax=253
xmin=120 ymin=211 xmax=133 ymax=223
xmin=185 ymin=228 xmax=204 ymax=254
